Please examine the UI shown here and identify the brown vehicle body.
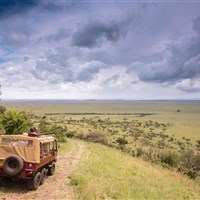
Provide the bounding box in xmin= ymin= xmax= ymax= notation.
xmin=0 ymin=134 xmax=58 ymax=190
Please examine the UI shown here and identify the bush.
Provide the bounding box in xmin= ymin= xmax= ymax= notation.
xmin=179 ymin=149 xmax=200 ymax=179
xmin=76 ymin=133 xmax=85 ymax=140
xmin=49 ymin=124 xmax=67 ymax=142
xmin=116 ymin=137 xmax=128 ymax=146
xmin=85 ymin=131 xmax=107 ymax=145
xmin=0 ymin=124 xmax=5 ymax=134
xmin=38 ymin=120 xmax=67 ymax=142
xmin=66 ymin=131 xmax=75 ymax=138
xmin=132 ymin=147 xmax=144 ymax=157
xmin=160 ymin=151 xmax=179 ymax=167
xmin=0 ymin=105 xmax=6 ymax=114
xmin=0 ymin=110 xmax=31 ymax=134
xmin=38 ymin=119 xmax=50 ymax=133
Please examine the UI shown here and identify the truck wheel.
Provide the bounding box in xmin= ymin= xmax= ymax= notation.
xmin=27 ymin=172 xmax=41 ymax=190
xmin=40 ymin=168 xmax=47 ymax=185
xmin=48 ymin=162 xmax=55 ymax=176
xmin=3 ymin=155 xmax=23 ymax=176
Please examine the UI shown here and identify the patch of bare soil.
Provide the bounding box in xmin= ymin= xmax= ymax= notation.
xmin=1 ymin=141 xmax=84 ymax=200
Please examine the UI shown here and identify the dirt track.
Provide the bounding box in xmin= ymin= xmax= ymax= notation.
xmin=1 ymin=141 xmax=84 ymax=200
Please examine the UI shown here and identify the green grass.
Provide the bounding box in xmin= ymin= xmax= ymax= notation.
xmin=70 ymin=140 xmax=200 ymax=200
xmin=59 ymin=140 xmax=74 ymax=156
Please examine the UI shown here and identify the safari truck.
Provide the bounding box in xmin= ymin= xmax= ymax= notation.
xmin=0 ymin=134 xmax=58 ymax=190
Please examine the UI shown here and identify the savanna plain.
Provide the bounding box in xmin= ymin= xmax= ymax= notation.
xmin=1 ymin=100 xmax=200 ymax=199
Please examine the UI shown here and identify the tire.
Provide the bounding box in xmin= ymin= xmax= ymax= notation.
xmin=48 ymin=162 xmax=55 ymax=176
xmin=40 ymin=168 xmax=47 ymax=185
xmin=3 ymin=155 xmax=23 ymax=176
xmin=27 ymin=172 xmax=41 ymax=190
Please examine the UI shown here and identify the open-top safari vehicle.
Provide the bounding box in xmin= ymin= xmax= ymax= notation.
xmin=0 ymin=134 xmax=58 ymax=190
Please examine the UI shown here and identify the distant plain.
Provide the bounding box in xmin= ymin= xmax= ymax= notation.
xmin=2 ymin=100 xmax=200 ymax=140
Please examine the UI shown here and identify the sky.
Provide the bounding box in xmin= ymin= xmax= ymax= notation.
xmin=0 ymin=0 xmax=200 ymax=100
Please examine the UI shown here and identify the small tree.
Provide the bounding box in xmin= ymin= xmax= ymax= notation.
xmin=0 ymin=110 xmax=31 ymax=134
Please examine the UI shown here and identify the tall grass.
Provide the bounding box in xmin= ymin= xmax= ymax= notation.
xmin=70 ymin=141 xmax=200 ymax=200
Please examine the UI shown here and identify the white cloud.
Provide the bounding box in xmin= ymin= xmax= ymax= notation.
xmin=174 ymin=78 xmax=200 ymax=93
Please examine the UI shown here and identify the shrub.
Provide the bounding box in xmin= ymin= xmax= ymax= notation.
xmin=66 ymin=131 xmax=75 ymax=138
xmin=160 ymin=151 xmax=179 ymax=167
xmin=196 ymin=140 xmax=200 ymax=150
xmin=0 ymin=110 xmax=31 ymax=134
xmin=38 ymin=119 xmax=67 ymax=142
xmin=85 ymin=131 xmax=107 ymax=145
xmin=76 ymin=133 xmax=85 ymax=140
xmin=143 ymin=147 xmax=160 ymax=162
xmin=38 ymin=119 xmax=50 ymax=133
xmin=0 ymin=124 xmax=5 ymax=134
xmin=0 ymin=105 xmax=6 ymax=114
xmin=132 ymin=147 xmax=144 ymax=157
xmin=179 ymin=149 xmax=200 ymax=179
xmin=132 ymin=132 xmax=141 ymax=140
xmin=116 ymin=137 xmax=128 ymax=146
xmin=49 ymin=124 xmax=67 ymax=142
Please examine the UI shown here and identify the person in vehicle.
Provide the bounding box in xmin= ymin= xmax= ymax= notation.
xmin=28 ymin=127 xmax=38 ymax=137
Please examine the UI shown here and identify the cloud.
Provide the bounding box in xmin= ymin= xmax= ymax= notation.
xmin=38 ymin=28 xmax=69 ymax=44
xmin=193 ymin=16 xmax=200 ymax=35
xmin=1 ymin=31 xmax=29 ymax=47
xmin=28 ymin=48 xmax=106 ymax=83
xmin=72 ymin=20 xmax=127 ymax=48
xmin=0 ymin=0 xmax=39 ymax=18
xmin=174 ymin=77 xmax=200 ymax=93
xmin=74 ymin=60 xmax=106 ymax=82
xmin=129 ymin=16 xmax=200 ymax=85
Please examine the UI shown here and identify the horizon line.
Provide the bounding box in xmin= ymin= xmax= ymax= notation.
xmin=1 ymin=98 xmax=200 ymax=101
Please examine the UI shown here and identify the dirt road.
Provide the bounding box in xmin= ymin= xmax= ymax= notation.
xmin=1 ymin=140 xmax=84 ymax=200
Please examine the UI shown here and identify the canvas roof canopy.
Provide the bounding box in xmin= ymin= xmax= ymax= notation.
xmin=0 ymin=134 xmax=56 ymax=163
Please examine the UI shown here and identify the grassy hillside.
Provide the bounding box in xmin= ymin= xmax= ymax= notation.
xmin=69 ymin=140 xmax=200 ymax=200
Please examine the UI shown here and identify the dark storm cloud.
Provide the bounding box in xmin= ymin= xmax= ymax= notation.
xmin=0 ymin=0 xmax=86 ymax=18
xmin=41 ymin=0 xmax=88 ymax=12
xmin=72 ymin=20 xmax=127 ymax=48
xmin=133 ymin=16 xmax=200 ymax=83
xmin=193 ymin=16 xmax=200 ymax=35
xmin=0 ymin=0 xmax=38 ymax=17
